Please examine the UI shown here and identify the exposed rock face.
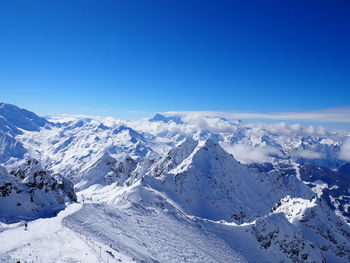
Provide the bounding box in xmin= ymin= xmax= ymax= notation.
xmin=126 ymin=139 xmax=350 ymax=262
xmin=252 ymin=213 xmax=323 ymax=263
xmin=271 ymin=196 xmax=350 ymax=262
xmin=0 ymin=160 xmax=76 ymax=223
xmin=144 ymin=139 xmax=312 ymax=223
xmin=76 ymin=153 xmax=139 ymax=190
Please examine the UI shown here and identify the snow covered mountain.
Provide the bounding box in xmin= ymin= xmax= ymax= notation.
xmin=116 ymin=138 xmax=350 ymax=262
xmin=0 ymin=103 xmax=49 ymax=135
xmin=144 ymin=138 xmax=312 ymax=223
xmin=0 ymin=102 xmax=50 ymax=162
xmin=0 ymin=104 xmax=350 ymax=263
xmin=0 ymin=159 xmax=76 ymax=223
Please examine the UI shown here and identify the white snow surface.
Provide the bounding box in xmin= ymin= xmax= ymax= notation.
xmin=1 ymin=105 xmax=350 ymax=263
xmin=0 ymin=203 xmax=101 ymax=263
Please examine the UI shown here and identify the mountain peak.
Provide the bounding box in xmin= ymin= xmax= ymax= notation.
xmin=113 ymin=125 xmax=145 ymax=143
xmin=144 ymin=136 xmax=314 ymax=224
xmin=149 ymin=113 xmax=183 ymax=124
xmin=173 ymin=138 xmax=240 ymax=175
xmin=0 ymin=102 xmax=49 ymax=134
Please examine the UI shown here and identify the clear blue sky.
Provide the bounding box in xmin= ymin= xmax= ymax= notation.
xmin=0 ymin=0 xmax=349 ymax=121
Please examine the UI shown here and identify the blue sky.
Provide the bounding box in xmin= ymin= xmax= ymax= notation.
xmin=0 ymin=1 xmax=349 ymax=127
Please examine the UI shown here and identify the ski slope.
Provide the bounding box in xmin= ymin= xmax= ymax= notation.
xmin=0 ymin=203 xmax=101 ymax=263
xmin=64 ymin=202 xmax=275 ymax=263
xmin=0 ymin=200 xmax=274 ymax=263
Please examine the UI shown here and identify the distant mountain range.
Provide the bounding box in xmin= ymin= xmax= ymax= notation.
xmin=0 ymin=103 xmax=349 ymax=262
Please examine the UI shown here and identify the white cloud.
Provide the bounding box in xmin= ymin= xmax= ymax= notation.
xmin=339 ymin=138 xmax=350 ymax=161
xmin=128 ymin=115 xmax=243 ymax=137
xmin=246 ymin=122 xmax=330 ymax=136
xmin=165 ymin=107 xmax=350 ymax=123
xmin=290 ymin=150 xmax=323 ymax=159
xmin=47 ymin=114 xmax=93 ymax=123
xmin=47 ymin=114 xmax=125 ymax=127
xmin=181 ymin=115 xmax=235 ymax=133
xmin=48 ymin=110 xmax=348 ymax=142
xmin=220 ymin=142 xmax=281 ymax=164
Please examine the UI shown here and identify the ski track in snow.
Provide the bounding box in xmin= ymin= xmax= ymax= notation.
xmin=64 ymin=203 xmax=273 ymax=263
xmin=0 ymin=201 xmax=272 ymax=263
xmin=0 ymin=203 xmax=102 ymax=263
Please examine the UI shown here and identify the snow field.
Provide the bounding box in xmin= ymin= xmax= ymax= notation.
xmin=0 ymin=203 xmax=100 ymax=263
xmin=65 ymin=203 xmax=275 ymax=263
xmin=62 ymin=215 xmax=134 ymax=263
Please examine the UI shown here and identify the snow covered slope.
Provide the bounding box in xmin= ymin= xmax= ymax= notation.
xmin=73 ymin=137 xmax=349 ymax=262
xmin=17 ymin=119 xmax=163 ymax=184
xmin=0 ymin=159 xmax=76 ymax=223
xmin=65 ymin=202 xmax=277 ymax=263
xmin=1 ymin=104 xmax=350 ymax=263
xmin=144 ymin=139 xmax=312 ymax=223
xmin=0 ymin=103 xmax=49 ymax=135
xmin=0 ymin=133 xmax=26 ymax=162
xmin=0 ymin=103 xmax=50 ymax=163
xmin=0 ymin=203 xmax=102 ymax=263
xmin=120 ymin=139 xmax=350 ymax=262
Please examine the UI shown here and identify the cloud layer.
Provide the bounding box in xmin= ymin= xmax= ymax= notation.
xmin=339 ymin=138 xmax=350 ymax=161
xmin=219 ymin=143 xmax=281 ymax=163
xmin=165 ymin=107 xmax=350 ymax=123
xmin=47 ymin=111 xmax=350 ymax=164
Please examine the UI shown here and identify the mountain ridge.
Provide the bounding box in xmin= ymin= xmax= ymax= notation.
xmin=0 ymin=103 xmax=350 ymax=262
